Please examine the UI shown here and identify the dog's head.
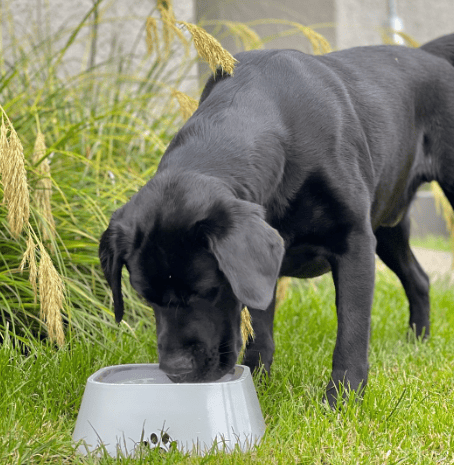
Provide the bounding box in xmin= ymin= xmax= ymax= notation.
xmin=99 ymin=172 xmax=284 ymax=382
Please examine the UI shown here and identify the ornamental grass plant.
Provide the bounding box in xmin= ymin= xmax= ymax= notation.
xmin=0 ymin=0 xmax=333 ymax=349
xmin=0 ymin=0 xmax=195 ymax=347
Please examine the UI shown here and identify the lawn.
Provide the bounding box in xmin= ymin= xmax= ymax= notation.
xmin=1 ymin=2 xmax=454 ymax=463
xmin=410 ymin=234 xmax=453 ymax=253
xmin=1 ymin=266 xmax=454 ymax=464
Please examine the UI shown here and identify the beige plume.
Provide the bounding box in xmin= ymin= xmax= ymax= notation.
xmin=239 ymin=306 xmax=254 ymax=361
xmin=177 ymin=21 xmax=238 ymax=75
xmin=38 ymin=240 xmax=65 ymax=347
xmin=172 ymin=90 xmax=198 ymax=121
xmin=32 ymin=132 xmax=56 ymax=242
xmin=0 ymin=113 xmax=30 ymax=237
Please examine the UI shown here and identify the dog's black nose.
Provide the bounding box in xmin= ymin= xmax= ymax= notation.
xmin=159 ymin=353 xmax=194 ymax=376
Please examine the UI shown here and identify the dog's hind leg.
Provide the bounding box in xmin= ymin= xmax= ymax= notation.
xmin=242 ymin=289 xmax=277 ymax=377
xmin=375 ymin=214 xmax=430 ymax=338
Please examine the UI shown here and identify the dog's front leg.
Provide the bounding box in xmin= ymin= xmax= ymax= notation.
xmin=326 ymin=227 xmax=376 ymax=407
xmin=242 ymin=288 xmax=277 ymax=377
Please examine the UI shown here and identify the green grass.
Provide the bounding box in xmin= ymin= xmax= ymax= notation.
xmin=2 ymin=2 xmax=454 ymax=463
xmin=410 ymin=234 xmax=453 ymax=253
xmin=2 ymin=268 xmax=454 ymax=464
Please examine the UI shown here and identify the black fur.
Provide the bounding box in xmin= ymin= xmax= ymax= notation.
xmin=100 ymin=34 xmax=454 ymax=405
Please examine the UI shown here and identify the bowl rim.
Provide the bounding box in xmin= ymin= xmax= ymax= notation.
xmin=87 ymin=363 xmax=251 ymax=387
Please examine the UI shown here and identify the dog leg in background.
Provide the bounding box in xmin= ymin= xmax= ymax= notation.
xmin=375 ymin=214 xmax=430 ymax=338
xmin=326 ymin=226 xmax=376 ymax=407
xmin=242 ymin=287 xmax=277 ymax=376
xmin=436 ymin=139 xmax=454 ymax=262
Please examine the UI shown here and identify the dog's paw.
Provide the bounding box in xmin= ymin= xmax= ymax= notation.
xmin=407 ymin=322 xmax=430 ymax=341
xmin=242 ymin=347 xmax=272 ymax=372
xmin=242 ymin=349 xmax=273 ymax=385
xmin=324 ymin=370 xmax=367 ymax=409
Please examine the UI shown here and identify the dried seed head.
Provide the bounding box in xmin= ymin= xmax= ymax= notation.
xmin=223 ymin=21 xmax=262 ymax=51
xmin=292 ymin=24 xmax=331 ymax=55
xmin=32 ymin=132 xmax=46 ymax=165
xmin=32 ymin=132 xmax=55 ymax=242
xmin=380 ymin=29 xmax=420 ymax=48
xmin=0 ymin=117 xmax=8 ymax=173
xmin=393 ymin=31 xmax=420 ymax=48
xmin=0 ymin=115 xmax=30 ymax=237
xmin=239 ymin=306 xmax=254 ymax=361
xmin=431 ymin=181 xmax=454 ymax=261
xmin=20 ymin=233 xmax=38 ymax=302
xmin=256 ymin=19 xmax=331 ymax=55
xmin=146 ymin=17 xmax=159 ymax=56
xmin=38 ymin=242 xmax=65 ymax=346
xmin=177 ymin=21 xmax=238 ymax=75
xmin=147 ymin=0 xmax=189 ymax=59
xmin=172 ymin=90 xmax=198 ymax=121
xmin=276 ymin=277 xmax=291 ymax=306
xmin=157 ymin=0 xmax=176 ymax=54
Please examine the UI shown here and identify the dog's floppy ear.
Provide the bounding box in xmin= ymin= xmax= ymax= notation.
xmin=99 ymin=223 xmax=125 ymax=323
xmin=209 ymin=200 xmax=285 ymax=310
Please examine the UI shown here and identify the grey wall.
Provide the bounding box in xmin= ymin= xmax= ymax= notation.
xmin=1 ymin=0 xmax=198 ymax=92
xmin=195 ymin=0 xmax=454 ymax=82
xmin=3 ymin=0 xmax=453 ymax=87
xmin=336 ymin=0 xmax=454 ymax=49
xmin=197 ymin=0 xmax=336 ymax=55
xmin=197 ymin=0 xmax=454 ymax=53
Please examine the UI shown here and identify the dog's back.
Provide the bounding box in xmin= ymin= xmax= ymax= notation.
xmin=420 ymin=33 xmax=454 ymax=67
xmin=193 ymin=40 xmax=454 ymax=227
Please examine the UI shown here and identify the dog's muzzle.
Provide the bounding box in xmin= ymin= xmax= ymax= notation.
xmin=159 ymin=352 xmax=195 ymax=381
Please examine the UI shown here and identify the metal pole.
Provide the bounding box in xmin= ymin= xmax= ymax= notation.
xmin=387 ymin=0 xmax=404 ymax=44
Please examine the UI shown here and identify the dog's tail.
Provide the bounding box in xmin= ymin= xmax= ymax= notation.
xmin=420 ymin=33 xmax=454 ymax=67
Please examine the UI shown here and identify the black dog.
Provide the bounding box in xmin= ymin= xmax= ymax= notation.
xmin=100 ymin=34 xmax=454 ymax=406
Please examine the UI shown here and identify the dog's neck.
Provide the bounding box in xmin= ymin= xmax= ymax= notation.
xmin=157 ymin=127 xmax=287 ymax=207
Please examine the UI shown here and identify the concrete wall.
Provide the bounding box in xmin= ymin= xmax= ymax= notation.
xmin=197 ymin=0 xmax=336 ymax=55
xmin=197 ymin=0 xmax=454 ymax=53
xmin=3 ymin=0 xmax=453 ymax=85
xmin=1 ymin=0 xmax=198 ymax=92
xmin=410 ymin=192 xmax=450 ymax=238
xmin=337 ymin=0 xmax=454 ymax=49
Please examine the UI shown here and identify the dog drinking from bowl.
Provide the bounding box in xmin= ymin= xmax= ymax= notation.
xmin=100 ymin=34 xmax=454 ymax=406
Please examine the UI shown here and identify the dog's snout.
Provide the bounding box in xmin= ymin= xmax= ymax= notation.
xmin=159 ymin=352 xmax=194 ymax=376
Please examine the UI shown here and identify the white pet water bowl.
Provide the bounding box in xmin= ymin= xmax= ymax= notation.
xmin=73 ymin=364 xmax=265 ymax=456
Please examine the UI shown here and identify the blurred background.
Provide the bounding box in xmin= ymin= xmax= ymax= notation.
xmin=3 ymin=0 xmax=454 ymax=80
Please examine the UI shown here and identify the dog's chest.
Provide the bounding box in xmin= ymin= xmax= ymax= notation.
xmin=268 ymin=170 xmax=356 ymax=278
xmin=272 ymin=203 xmax=347 ymax=279
xmin=280 ymin=243 xmax=332 ymax=278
